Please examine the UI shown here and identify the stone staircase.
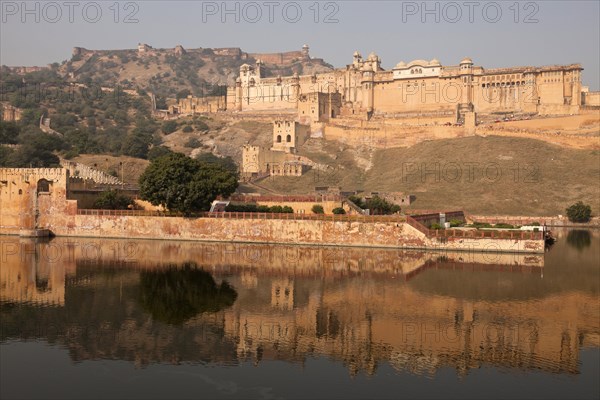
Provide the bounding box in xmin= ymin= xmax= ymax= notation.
xmin=60 ymin=159 xmax=123 ymax=185
xmin=344 ymin=198 xmax=369 ymax=215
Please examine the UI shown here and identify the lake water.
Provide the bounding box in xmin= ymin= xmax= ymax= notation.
xmin=1 ymin=229 xmax=598 ymax=399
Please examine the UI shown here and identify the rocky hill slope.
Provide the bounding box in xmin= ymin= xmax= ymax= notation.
xmin=56 ymin=44 xmax=333 ymax=99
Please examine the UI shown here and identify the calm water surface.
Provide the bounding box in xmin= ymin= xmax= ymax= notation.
xmin=1 ymin=229 xmax=598 ymax=399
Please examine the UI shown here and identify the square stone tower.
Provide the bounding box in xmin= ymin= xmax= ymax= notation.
xmin=271 ymin=120 xmax=309 ymax=153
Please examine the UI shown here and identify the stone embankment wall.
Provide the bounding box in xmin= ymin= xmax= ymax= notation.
xmin=34 ymin=211 xmax=544 ymax=253
xmin=1 ymin=168 xmax=545 ymax=253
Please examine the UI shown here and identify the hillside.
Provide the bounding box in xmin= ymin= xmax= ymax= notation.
xmin=57 ymin=45 xmax=333 ymax=100
xmin=2 ymin=44 xmax=598 ymax=217
xmin=257 ymin=136 xmax=600 ymax=216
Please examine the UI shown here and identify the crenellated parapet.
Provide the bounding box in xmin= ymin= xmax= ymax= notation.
xmin=0 ymin=167 xmax=66 ymax=182
xmin=60 ymin=159 xmax=123 ymax=186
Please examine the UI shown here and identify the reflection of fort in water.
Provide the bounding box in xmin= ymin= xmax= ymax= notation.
xmin=1 ymin=232 xmax=598 ymax=377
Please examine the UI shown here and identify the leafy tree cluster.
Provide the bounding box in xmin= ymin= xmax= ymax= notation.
xmin=0 ymin=124 xmax=64 ymax=167
xmin=194 ymin=153 xmax=238 ymax=174
xmin=163 ymin=54 xmax=203 ymax=91
xmin=566 ymin=201 xmax=592 ymax=223
xmin=0 ymin=121 xmax=19 ymax=144
xmin=348 ymin=195 xmax=401 ymax=215
xmin=147 ymin=145 xmax=174 ymax=160
xmin=194 ymin=120 xmax=209 ymax=132
xmin=176 ymin=89 xmax=191 ymax=100
xmin=2 ymin=70 xmax=159 ymax=159
xmin=139 ymin=153 xmax=238 ymax=213
xmin=185 ymin=137 xmax=201 ymax=148
xmin=92 ymin=190 xmax=135 ymax=210
xmin=161 ymin=120 xmax=178 ymax=134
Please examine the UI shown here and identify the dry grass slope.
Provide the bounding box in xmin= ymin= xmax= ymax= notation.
xmin=261 ymin=135 xmax=600 ymax=216
xmin=368 ymin=136 xmax=600 ymax=216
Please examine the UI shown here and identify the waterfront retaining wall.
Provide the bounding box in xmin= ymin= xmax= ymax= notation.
xmin=32 ymin=211 xmax=544 ymax=253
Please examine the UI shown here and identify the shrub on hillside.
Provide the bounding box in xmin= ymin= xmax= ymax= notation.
xmin=161 ymin=120 xmax=178 ymax=134
xmin=312 ymin=205 xmax=324 ymax=214
xmin=332 ymin=207 xmax=346 ymax=215
xmin=185 ymin=138 xmax=201 ymax=148
xmin=194 ymin=120 xmax=209 ymax=132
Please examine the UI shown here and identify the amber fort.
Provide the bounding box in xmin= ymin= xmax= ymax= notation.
xmin=168 ymin=46 xmax=599 ymax=122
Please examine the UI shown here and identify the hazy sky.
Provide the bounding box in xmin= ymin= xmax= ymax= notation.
xmin=1 ymin=0 xmax=599 ymax=89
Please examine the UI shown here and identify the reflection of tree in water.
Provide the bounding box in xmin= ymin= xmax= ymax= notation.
xmin=138 ymin=263 xmax=237 ymax=325
xmin=566 ymin=230 xmax=591 ymax=251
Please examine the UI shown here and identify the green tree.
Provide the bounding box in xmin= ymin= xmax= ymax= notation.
xmin=365 ymin=196 xmax=401 ymax=215
xmin=312 ymin=204 xmax=324 ymax=214
xmin=348 ymin=195 xmax=365 ymax=209
xmin=161 ymin=120 xmax=178 ymax=134
xmin=139 ymin=153 xmax=238 ymax=214
xmin=5 ymin=131 xmax=63 ymax=167
xmin=195 ymin=153 xmax=238 ymax=174
xmin=176 ymin=89 xmax=192 ymax=100
xmin=185 ymin=137 xmax=201 ymax=148
xmin=194 ymin=120 xmax=209 ymax=132
xmin=155 ymin=97 xmax=168 ymax=110
xmin=332 ymin=207 xmax=346 ymax=214
xmin=147 ymin=146 xmax=174 ymax=160
xmin=0 ymin=121 xmax=20 ymax=144
xmin=5 ymin=145 xmax=60 ymax=167
xmin=121 ymin=132 xmax=151 ymax=159
xmin=92 ymin=190 xmax=134 ymax=210
xmin=566 ymin=201 xmax=592 ymax=223
xmin=0 ymin=146 xmax=14 ymax=166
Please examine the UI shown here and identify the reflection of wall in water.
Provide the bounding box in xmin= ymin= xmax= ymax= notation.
xmin=0 ymin=240 xmax=76 ymax=305
xmin=1 ymin=237 xmax=597 ymax=378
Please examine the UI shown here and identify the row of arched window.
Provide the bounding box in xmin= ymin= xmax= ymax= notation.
xmin=276 ymin=135 xmax=292 ymax=143
xmin=481 ymin=81 xmax=526 ymax=88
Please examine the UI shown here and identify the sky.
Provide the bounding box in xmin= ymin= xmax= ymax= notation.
xmin=1 ymin=0 xmax=599 ymax=89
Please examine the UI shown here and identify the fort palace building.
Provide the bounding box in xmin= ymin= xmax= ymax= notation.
xmin=220 ymin=50 xmax=592 ymax=122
